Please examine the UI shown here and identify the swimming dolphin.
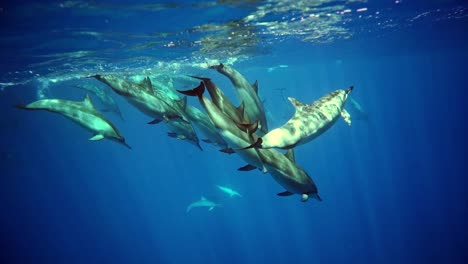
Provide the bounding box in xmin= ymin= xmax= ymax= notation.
xmin=209 ymin=63 xmax=268 ymax=135
xmin=190 ymin=76 xmax=246 ymax=124
xmin=89 ymin=74 xmax=187 ymax=124
xmin=179 ymin=82 xmax=321 ymax=202
xmin=242 ymin=86 xmax=353 ymax=150
xmin=75 ymin=83 xmax=124 ymax=120
xmin=178 ymin=82 xmax=267 ymax=172
xmin=186 ymin=196 xmax=221 ymax=212
xmin=166 ymin=106 xmax=203 ymax=151
xmin=185 ymin=104 xmax=228 ymax=149
xmin=16 ymin=95 xmax=131 ymax=149
xmin=216 ymin=185 xmax=242 ymax=198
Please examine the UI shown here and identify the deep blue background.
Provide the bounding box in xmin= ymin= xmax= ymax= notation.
xmin=1 ymin=1 xmax=467 ymax=264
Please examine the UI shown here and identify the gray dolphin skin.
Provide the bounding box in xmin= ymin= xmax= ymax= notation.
xmin=89 ymin=74 xmax=187 ymax=124
xmin=16 ymin=95 xmax=131 ymax=149
xmin=186 ymin=196 xmax=221 ymax=212
xmin=166 ymin=117 xmax=203 ymax=151
xmin=243 ymin=86 xmax=353 ymax=150
xmin=75 ymin=83 xmax=124 ymax=120
xmin=190 ymin=76 xmax=246 ymax=124
xmin=179 ymin=82 xmax=321 ymax=202
xmin=209 ymin=63 xmax=268 ymax=135
xmin=185 ymin=105 xmax=228 ymax=149
xmin=178 ymin=82 xmax=267 ymax=172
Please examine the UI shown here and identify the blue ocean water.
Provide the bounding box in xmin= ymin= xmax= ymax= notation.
xmin=1 ymin=1 xmax=467 ymax=263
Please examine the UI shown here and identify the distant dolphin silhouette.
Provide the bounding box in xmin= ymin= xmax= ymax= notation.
xmin=186 ymin=196 xmax=221 ymax=212
xmin=216 ymin=185 xmax=242 ymax=197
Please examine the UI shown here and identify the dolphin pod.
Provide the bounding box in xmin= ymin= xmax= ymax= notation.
xmin=16 ymin=63 xmax=353 ymax=203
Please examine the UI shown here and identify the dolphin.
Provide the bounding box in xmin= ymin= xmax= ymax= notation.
xmin=186 ymin=196 xmax=221 ymax=212
xmin=185 ymin=104 xmax=228 ymax=149
xmin=209 ymin=63 xmax=268 ymax=135
xmin=16 ymin=95 xmax=131 ymax=149
xmin=242 ymin=86 xmax=353 ymax=150
xmin=179 ymin=82 xmax=321 ymax=202
xmin=178 ymin=82 xmax=267 ymax=172
xmin=89 ymin=74 xmax=187 ymax=124
xmin=190 ymin=76 xmax=246 ymax=124
xmin=216 ymin=185 xmax=242 ymax=198
xmin=75 ymin=83 xmax=124 ymax=120
xmin=166 ymin=114 xmax=203 ymax=150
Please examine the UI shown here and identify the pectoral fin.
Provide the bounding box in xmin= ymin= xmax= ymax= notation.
xmin=148 ymin=118 xmax=162 ymax=124
xmin=219 ymin=148 xmax=235 ymax=154
xmin=277 ymin=191 xmax=293 ymax=196
xmin=89 ymin=134 xmax=104 ymax=141
xmin=238 ymin=164 xmax=256 ymax=171
xmin=341 ymin=109 xmax=352 ymax=126
xmin=208 ymin=207 xmax=214 ymax=211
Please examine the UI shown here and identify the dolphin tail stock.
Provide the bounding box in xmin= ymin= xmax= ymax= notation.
xmin=188 ymin=75 xmax=210 ymax=82
xmin=177 ymin=81 xmax=205 ymax=99
xmin=346 ymin=85 xmax=354 ymax=94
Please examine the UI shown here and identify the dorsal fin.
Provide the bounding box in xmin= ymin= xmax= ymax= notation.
xmin=285 ymin=149 xmax=295 ymax=162
xmin=139 ymin=77 xmax=154 ymax=94
xmin=288 ymin=97 xmax=305 ymax=111
xmin=83 ymin=94 xmax=95 ymax=109
xmin=252 ymin=80 xmax=258 ymax=94
xmin=236 ymin=101 xmax=245 ymax=118
xmin=177 ymin=96 xmax=187 ymax=111
xmin=201 ymin=196 xmax=206 ymax=201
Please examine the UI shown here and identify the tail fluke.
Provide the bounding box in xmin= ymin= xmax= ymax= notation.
xmin=237 ymin=137 xmax=263 ymax=150
xmin=177 ymin=81 xmax=205 ymax=98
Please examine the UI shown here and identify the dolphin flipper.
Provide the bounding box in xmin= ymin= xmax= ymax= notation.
xmin=341 ymin=109 xmax=351 ymax=126
xmin=89 ymin=134 xmax=104 ymax=141
xmin=277 ymin=191 xmax=293 ymax=196
xmin=238 ymin=164 xmax=256 ymax=171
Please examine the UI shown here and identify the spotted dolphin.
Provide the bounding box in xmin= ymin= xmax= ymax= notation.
xmin=179 ymin=82 xmax=321 ymax=202
xmin=242 ymin=86 xmax=353 ymax=150
xmin=186 ymin=196 xmax=221 ymax=212
xmin=209 ymin=64 xmax=268 ymax=135
xmin=16 ymin=95 xmax=131 ymax=149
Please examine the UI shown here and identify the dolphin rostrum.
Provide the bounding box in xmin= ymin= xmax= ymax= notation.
xmin=242 ymin=86 xmax=353 ymax=150
xmin=186 ymin=196 xmax=221 ymax=212
xmin=209 ymin=63 xmax=268 ymax=135
xmin=216 ymin=185 xmax=242 ymax=198
xmin=16 ymin=95 xmax=131 ymax=149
